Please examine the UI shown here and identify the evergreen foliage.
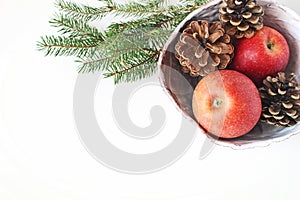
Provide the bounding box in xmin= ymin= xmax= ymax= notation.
xmin=38 ymin=0 xmax=208 ymax=84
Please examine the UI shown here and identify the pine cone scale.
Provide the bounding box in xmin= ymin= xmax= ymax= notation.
xmin=199 ymin=50 xmax=209 ymax=66
xmin=269 ymin=105 xmax=280 ymax=115
xmin=238 ymin=23 xmax=250 ymax=31
xmin=225 ymin=25 xmax=237 ymax=35
xmin=273 ymin=115 xmax=285 ymax=120
xmin=207 ymin=30 xmax=224 ymax=43
xmin=212 ymin=54 xmax=221 ymax=66
xmin=268 ymin=88 xmax=277 ymax=96
xmin=219 ymin=42 xmax=234 ymax=54
xmin=291 ymin=94 xmax=300 ymax=100
xmin=282 ymin=102 xmax=293 ymax=109
xmin=235 ymin=0 xmax=243 ymax=6
xmin=195 ymin=46 xmax=205 ymax=58
xmin=252 ymin=6 xmax=263 ymax=14
xmin=219 ymin=54 xmax=231 ymax=69
xmin=230 ymin=18 xmax=243 ymax=26
xmin=253 ymin=23 xmax=263 ymax=30
xmin=226 ymin=7 xmax=235 ymax=14
xmin=246 ymin=1 xmax=256 ymax=8
xmin=262 ymin=113 xmax=273 ymax=118
xmin=286 ymin=109 xmax=297 ymax=117
xmin=248 ymin=16 xmax=260 ymax=24
xmin=278 ymin=88 xmax=287 ymax=95
xmin=219 ymin=34 xmax=231 ymax=43
xmin=242 ymin=12 xmax=252 ymax=19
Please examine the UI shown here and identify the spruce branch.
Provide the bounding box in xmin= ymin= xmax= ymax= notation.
xmin=38 ymin=0 xmax=209 ymax=84
xmin=57 ymin=0 xmax=206 ymax=22
xmin=106 ymin=52 xmax=159 ymax=77
xmin=37 ymin=36 xmax=99 ymax=57
xmin=103 ymin=0 xmax=207 ymax=39
xmin=77 ymin=25 xmax=169 ymax=74
xmin=110 ymin=0 xmax=205 ymax=17
xmin=50 ymin=14 xmax=105 ymax=40
xmin=104 ymin=13 xmax=180 ymax=40
xmin=56 ymin=0 xmax=112 ymax=21
xmin=103 ymin=51 xmax=160 ymax=84
xmin=78 ymin=47 xmax=159 ymax=73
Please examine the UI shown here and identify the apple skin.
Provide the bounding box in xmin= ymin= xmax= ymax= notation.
xmin=232 ymin=26 xmax=290 ymax=86
xmin=192 ymin=70 xmax=262 ymax=139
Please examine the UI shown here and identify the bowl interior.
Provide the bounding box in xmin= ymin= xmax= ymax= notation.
xmin=158 ymin=0 xmax=300 ymax=147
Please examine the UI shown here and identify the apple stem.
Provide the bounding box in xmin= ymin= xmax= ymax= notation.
xmin=212 ymin=98 xmax=223 ymax=108
xmin=267 ymin=41 xmax=274 ymax=50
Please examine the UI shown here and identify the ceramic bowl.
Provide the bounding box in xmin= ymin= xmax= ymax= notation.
xmin=158 ymin=0 xmax=300 ymax=149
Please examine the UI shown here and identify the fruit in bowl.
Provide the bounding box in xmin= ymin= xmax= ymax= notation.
xmin=232 ymin=26 xmax=290 ymax=86
xmin=192 ymin=70 xmax=262 ymax=139
xmin=158 ymin=0 xmax=300 ymax=148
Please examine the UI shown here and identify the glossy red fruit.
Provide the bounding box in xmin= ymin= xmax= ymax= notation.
xmin=192 ymin=70 xmax=262 ymax=139
xmin=232 ymin=26 xmax=290 ymax=86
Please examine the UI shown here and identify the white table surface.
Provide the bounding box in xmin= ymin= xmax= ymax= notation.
xmin=1 ymin=0 xmax=300 ymax=199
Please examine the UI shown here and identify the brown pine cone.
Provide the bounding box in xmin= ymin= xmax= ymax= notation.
xmin=219 ymin=0 xmax=264 ymax=38
xmin=259 ymin=72 xmax=300 ymax=127
xmin=175 ymin=20 xmax=234 ymax=77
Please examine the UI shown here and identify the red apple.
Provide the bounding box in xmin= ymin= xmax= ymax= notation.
xmin=192 ymin=70 xmax=262 ymax=139
xmin=232 ymin=26 xmax=290 ymax=86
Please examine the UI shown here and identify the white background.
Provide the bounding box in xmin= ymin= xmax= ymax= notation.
xmin=1 ymin=0 xmax=300 ymax=199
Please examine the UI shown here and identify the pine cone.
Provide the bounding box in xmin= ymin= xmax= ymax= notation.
xmin=175 ymin=20 xmax=234 ymax=77
xmin=259 ymin=72 xmax=300 ymax=127
xmin=219 ymin=0 xmax=264 ymax=38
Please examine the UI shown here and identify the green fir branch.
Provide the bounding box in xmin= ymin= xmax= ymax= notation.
xmin=111 ymin=0 xmax=204 ymax=18
xmin=76 ymin=25 xmax=169 ymax=73
xmin=56 ymin=0 xmax=206 ymax=22
xmin=38 ymin=0 xmax=209 ymax=84
xmin=56 ymin=0 xmax=112 ymax=21
xmin=49 ymin=14 xmax=105 ymax=40
xmin=78 ymin=47 xmax=158 ymax=73
xmin=103 ymin=51 xmax=160 ymax=84
xmin=103 ymin=0 xmax=207 ymax=39
xmin=104 ymin=14 xmax=179 ymax=40
xmin=37 ymin=36 xmax=99 ymax=57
